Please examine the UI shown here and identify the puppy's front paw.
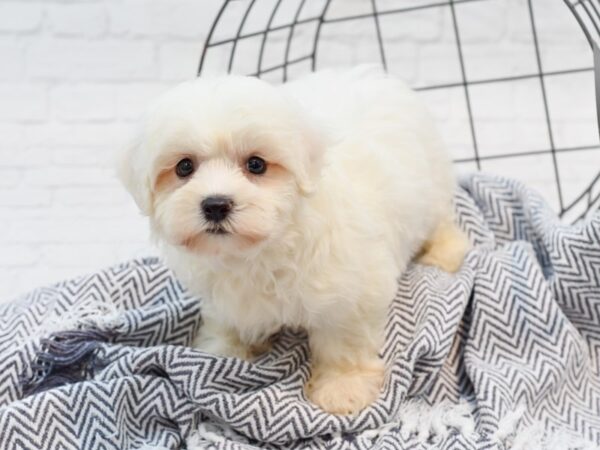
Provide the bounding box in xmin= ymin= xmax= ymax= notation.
xmin=306 ymin=360 xmax=384 ymax=415
xmin=192 ymin=322 xmax=271 ymax=361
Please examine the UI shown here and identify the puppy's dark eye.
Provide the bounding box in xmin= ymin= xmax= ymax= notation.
xmin=246 ymin=156 xmax=267 ymax=175
xmin=175 ymin=158 xmax=195 ymax=178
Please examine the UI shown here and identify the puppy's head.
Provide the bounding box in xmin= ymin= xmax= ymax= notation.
xmin=118 ymin=76 xmax=325 ymax=256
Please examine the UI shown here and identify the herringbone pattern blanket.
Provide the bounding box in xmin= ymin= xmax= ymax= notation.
xmin=0 ymin=174 xmax=598 ymax=449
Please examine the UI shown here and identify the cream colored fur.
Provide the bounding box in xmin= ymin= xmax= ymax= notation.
xmin=118 ymin=68 xmax=469 ymax=415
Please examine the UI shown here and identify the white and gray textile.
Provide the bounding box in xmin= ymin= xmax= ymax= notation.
xmin=0 ymin=174 xmax=598 ymax=449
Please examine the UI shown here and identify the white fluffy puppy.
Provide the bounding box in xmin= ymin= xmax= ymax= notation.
xmin=119 ymin=68 xmax=469 ymax=415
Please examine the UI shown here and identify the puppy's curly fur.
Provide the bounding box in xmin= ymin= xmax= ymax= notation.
xmin=119 ymin=68 xmax=469 ymax=415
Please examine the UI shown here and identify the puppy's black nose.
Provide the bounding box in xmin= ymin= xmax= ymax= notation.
xmin=201 ymin=196 xmax=233 ymax=222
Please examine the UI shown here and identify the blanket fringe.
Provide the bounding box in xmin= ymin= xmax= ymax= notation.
xmin=507 ymin=420 xmax=599 ymax=450
xmin=34 ymin=298 xmax=124 ymax=340
xmin=495 ymin=405 xmax=599 ymax=450
xmin=20 ymin=329 xmax=113 ymax=396
xmin=187 ymin=422 xmax=258 ymax=450
xmin=186 ymin=400 xmax=478 ymax=449
xmin=187 ymin=402 xmax=600 ymax=449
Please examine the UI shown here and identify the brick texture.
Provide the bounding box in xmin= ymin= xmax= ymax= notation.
xmin=0 ymin=0 xmax=599 ymax=300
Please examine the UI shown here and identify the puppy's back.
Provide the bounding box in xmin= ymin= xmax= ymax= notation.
xmin=282 ymin=67 xmax=433 ymax=143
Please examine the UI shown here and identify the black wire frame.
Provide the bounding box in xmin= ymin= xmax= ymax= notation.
xmin=198 ymin=0 xmax=600 ymax=221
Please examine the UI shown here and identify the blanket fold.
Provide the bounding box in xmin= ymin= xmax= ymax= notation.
xmin=0 ymin=174 xmax=599 ymax=450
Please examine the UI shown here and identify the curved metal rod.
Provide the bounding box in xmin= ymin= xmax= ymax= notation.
xmin=528 ymin=0 xmax=564 ymax=211
xmin=370 ymin=0 xmax=388 ymax=71
xmin=228 ymin=0 xmax=258 ymax=73
xmin=563 ymin=0 xmax=600 ymax=219
xmin=561 ymin=171 xmax=600 ymax=218
xmin=257 ymin=0 xmax=284 ymax=76
xmin=311 ymin=0 xmax=333 ymax=72
xmin=581 ymin=1 xmax=600 ymax=37
xmin=198 ymin=0 xmax=230 ymax=76
xmin=283 ymin=0 xmax=308 ymax=81
xmin=567 ymin=4 xmax=594 ymax=47
xmin=563 ymin=176 xmax=600 ymax=221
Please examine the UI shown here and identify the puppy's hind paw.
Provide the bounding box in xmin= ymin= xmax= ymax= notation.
xmin=418 ymin=220 xmax=470 ymax=273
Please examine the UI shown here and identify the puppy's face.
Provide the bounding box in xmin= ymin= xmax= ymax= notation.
xmin=119 ymin=76 xmax=324 ymax=257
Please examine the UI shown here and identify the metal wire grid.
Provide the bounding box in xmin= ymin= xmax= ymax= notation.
xmin=568 ymin=0 xmax=600 ymax=47
xmin=198 ymin=0 xmax=600 ymax=221
xmin=564 ymin=0 xmax=600 ymax=219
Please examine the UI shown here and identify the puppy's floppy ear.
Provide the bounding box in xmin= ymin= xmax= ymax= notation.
xmin=295 ymin=119 xmax=327 ymax=196
xmin=116 ymin=134 xmax=153 ymax=216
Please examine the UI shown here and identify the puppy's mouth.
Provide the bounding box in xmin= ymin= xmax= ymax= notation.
xmin=206 ymin=226 xmax=229 ymax=235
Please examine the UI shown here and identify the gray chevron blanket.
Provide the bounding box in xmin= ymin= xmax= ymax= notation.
xmin=0 ymin=174 xmax=599 ymax=450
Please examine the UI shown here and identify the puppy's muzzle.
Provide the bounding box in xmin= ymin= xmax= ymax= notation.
xmin=202 ymin=196 xmax=234 ymax=223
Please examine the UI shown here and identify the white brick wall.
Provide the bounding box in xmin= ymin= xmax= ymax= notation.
xmin=0 ymin=3 xmax=43 ymax=33
xmin=0 ymin=0 xmax=207 ymax=300
xmin=0 ymin=0 xmax=599 ymax=301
